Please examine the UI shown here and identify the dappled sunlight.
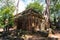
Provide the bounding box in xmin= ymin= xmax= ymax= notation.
xmin=0 ymin=0 xmax=60 ymax=40
xmin=48 ymin=33 xmax=60 ymax=38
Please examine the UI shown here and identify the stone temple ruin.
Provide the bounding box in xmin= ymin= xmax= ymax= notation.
xmin=14 ymin=8 xmax=50 ymax=32
xmin=14 ymin=8 xmax=59 ymax=40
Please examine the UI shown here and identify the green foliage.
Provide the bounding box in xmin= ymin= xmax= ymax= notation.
xmin=26 ymin=0 xmax=43 ymax=13
xmin=0 ymin=0 xmax=15 ymax=28
xmin=50 ymin=0 xmax=60 ymax=17
xmin=50 ymin=0 xmax=60 ymax=14
xmin=50 ymin=0 xmax=60 ymax=29
xmin=55 ymin=4 xmax=60 ymax=10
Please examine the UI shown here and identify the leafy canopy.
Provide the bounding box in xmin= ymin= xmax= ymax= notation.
xmin=0 ymin=0 xmax=15 ymax=28
xmin=26 ymin=0 xmax=43 ymax=13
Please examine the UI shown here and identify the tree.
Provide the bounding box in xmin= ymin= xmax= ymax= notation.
xmin=0 ymin=0 xmax=15 ymax=28
xmin=16 ymin=0 xmax=20 ymax=14
xmin=26 ymin=0 xmax=43 ymax=13
xmin=50 ymin=0 xmax=60 ymax=29
xmin=43 ymin=0 xmax=50 ymax=29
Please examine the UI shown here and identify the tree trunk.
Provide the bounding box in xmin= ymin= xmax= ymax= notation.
xmin=16 ymin=0 xmax=20 ymax=14
xmin=44 ymin=0 xmax=50 ymax=29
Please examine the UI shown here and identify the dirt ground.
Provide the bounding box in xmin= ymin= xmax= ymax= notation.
xmin=0 ymin=28 xmax=60 ymax=40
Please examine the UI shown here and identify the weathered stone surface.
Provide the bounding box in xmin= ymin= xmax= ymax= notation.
xmin=28 ymin=37 xmax=58 ymax=40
